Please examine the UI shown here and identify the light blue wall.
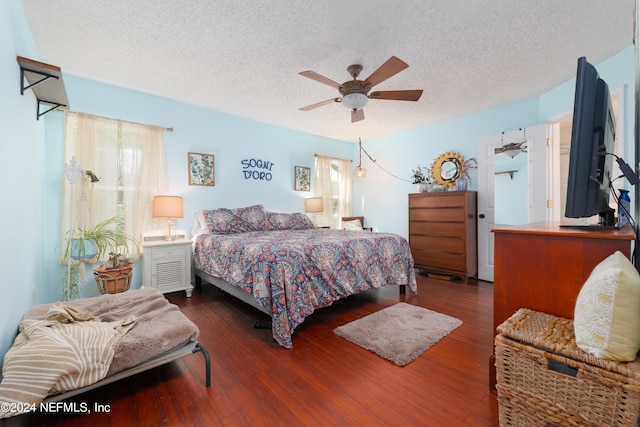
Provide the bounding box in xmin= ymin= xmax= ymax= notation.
xmin=0 ymin=0 xmax=47 ymax=363
xmin=1 ymin=0 xmax=635 ymax=365
xmin=494 ymin=154 xmax=528 ymax=225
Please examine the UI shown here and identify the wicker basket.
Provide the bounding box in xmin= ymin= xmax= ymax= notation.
xmin=93 ymin=264 xmax=133 ymax=294
xmin=495 ymin=308 xmax=640 ymax=427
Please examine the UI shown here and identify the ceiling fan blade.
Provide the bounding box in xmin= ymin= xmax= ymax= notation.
xmin=299 ymin=70 xmax=341 ymax=88
xmin=351 ymin=108 xmax=365 ymax=123
xmin=363 ymin=56 xmax=409 ymax=88
xmin=369 ymin=90 xmax=423 ymax=101
xmin=299 ymin=98 xmax=340 ymax=111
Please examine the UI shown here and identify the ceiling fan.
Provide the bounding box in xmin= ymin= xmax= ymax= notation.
xmin=298 ymin=56 xmax=423 ymax=123
xmin=494 ymin=141 xmax=528 ymax=158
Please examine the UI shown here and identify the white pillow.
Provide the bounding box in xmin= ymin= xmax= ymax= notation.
xmin=342 ymin=219 xmax=363 ymax=231
xmin=574 ymin=251 xmax=640 ymax=361
xmin=191 ymin=210 xmax=208 ymax=238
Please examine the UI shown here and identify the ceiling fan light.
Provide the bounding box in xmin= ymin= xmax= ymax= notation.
xmin=503 ymin=148 xmax=521 ymax=158
xmin=355 ymin=166 xmax=367 ymax=178
xmin=342 ymin=93 xmax=368 ymax=110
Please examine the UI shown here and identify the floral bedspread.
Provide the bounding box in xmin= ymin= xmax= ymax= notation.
xmin=193 ymin=228 xmax=417 ymax=348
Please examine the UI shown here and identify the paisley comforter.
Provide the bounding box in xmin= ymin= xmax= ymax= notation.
xmin=193 ymin=228 xmax=417 ymax=348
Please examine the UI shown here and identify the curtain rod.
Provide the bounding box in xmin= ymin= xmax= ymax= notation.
xmin=64 ymin=110 xmax=173 ymax=132
xmin=314 ymin=153 xmax=353 ymax=162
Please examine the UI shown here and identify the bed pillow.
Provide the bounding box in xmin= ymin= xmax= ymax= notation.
xmin=574 ymin=251 xmax=640 ymax=361
xmin=265 ymin=211 xmax=315 ymax=230
xmin=342 ymin=219 xmax=363 ymax=231
xmin=202 ymin=204 xmax=266 ymax=233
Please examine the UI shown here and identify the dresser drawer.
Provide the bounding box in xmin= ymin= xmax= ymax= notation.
xmin=409 ymin=221 xmax=466 ymax=237
xmin=409 ymin=207 xmax=465 ymax=222
xmin=151 ymin=245 xmax=187 ymax=260
xmin=409 ymin=235 xmax=465 ymax=254
xmin=412 ymin=250 xmax=466 ymax=272
xmin=409 ymin=193 xmax=466 ymax=208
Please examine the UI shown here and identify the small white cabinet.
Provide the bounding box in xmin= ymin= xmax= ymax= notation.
xmin=141 ymin=234 xmax=193 ymax=297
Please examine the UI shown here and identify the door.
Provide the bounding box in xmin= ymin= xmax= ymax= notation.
xmin=477 ymin=134 xmax=497 ymax=282
xmin=477 ymin=124 xmax=550 ymax=282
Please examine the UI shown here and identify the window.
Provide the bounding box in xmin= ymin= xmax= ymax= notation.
xmin=61 ymin=112 xmax=169 ymax=260
xmin=314 ymin=155 xmax=353 ymax=228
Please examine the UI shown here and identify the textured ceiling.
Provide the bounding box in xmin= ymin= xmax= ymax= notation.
xmin=21 ymin=0 xmax=634 ymax=143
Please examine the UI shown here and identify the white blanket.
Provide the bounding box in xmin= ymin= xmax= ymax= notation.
xmin=0 ymin=303 xmax=135 ymax=418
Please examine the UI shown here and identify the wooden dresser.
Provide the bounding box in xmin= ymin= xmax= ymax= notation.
xmin=489 ymin=221 xmax=636 ymax=389
xmin=492 ymin=222 xmax=635 ymax=332
xmin=408 ymin=191 xmax=477 ymax=283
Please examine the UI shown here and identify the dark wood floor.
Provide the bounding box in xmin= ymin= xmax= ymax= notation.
xmin=5 ymin=273 xmax=499 ymax=426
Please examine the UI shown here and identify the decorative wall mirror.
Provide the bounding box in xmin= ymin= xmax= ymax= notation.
xmin=431 ymin=152 xmax=464 ymax=187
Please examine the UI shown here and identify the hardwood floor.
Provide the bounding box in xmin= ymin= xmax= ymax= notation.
xmin=5 ymin=273 xmax=499 ymax=426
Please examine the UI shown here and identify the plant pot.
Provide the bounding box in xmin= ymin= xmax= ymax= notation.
xmin=93 ymin=263 xmax=134 ymax=294
xmin=69 ymin=239 xmax=98 ymax=261
xmin=416 ymin=183 xmax=431 ymax=192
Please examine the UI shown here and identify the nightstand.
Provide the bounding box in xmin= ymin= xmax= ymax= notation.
xmin=141 ymin=231 xmax=193 ymax=297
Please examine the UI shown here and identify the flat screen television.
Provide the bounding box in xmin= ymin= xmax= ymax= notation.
xmin=564 ymin=56 xmax=617 ymax=228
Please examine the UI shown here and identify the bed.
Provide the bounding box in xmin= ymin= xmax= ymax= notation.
xmin=192 ymin=205 xmax=417 ymax=348
xmin=0 ymin=288 xmax=209 ymax=418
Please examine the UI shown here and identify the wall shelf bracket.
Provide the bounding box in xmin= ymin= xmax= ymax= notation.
xmin=495 ymin=170 xmax=518 ymax=180
xmin=17 ymin=56 xmax=69 ymax=120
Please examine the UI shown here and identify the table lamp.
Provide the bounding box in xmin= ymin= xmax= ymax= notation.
xmin=153 ymin=195 xmax=184 ymax=240
xmin=304 ymin=197 xmax=323 ymax=225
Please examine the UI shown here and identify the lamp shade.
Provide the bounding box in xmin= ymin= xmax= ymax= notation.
xmin=153 ymin=195 xmax=184 ymax=219
xmin=304 ymin=197 xmax=323 ymax=213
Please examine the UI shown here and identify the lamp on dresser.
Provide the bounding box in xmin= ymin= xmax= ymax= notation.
xmin=152 ymin=195 xmax=183 ymax=241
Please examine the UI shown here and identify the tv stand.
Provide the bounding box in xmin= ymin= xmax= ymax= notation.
xmin=489 ymin=221 xmax=635 ymax=390
xmin=560 ymin=207 xmax=620 ymax=230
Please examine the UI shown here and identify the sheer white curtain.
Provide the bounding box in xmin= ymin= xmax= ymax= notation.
xmin=61 ymin=111 xmax=168 ymax=260
xmin=314 ymin=155 xmax=353 ymax=228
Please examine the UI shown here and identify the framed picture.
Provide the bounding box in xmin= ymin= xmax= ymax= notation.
xmin=294 ymin=166 xmax=311 ymax=191
xmin=188 ymin=152 xmax=215 ymax=186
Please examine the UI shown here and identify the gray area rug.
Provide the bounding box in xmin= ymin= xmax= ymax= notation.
xmin=334 ymin=302 xmax=462 ymax=366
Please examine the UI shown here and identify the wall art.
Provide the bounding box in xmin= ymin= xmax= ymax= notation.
xmin=188 ymin=152 xmax=215 ymax=186
xmin=294 ymin=166 xmax=310 ymax=191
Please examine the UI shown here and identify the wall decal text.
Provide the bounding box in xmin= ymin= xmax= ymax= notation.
xmin=242 ymin=158 xmax=274 ymax=181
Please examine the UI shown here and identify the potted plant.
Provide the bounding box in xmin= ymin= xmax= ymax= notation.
xmin=93 ymin=252 xmax=135 ymax=294
xmin=411 ymin=165 xmax=433 ymax=192
xmin=64 ymin=216 xmax=135 ymax=262
xmin=62 ymin=216 xmax=138 ymax=299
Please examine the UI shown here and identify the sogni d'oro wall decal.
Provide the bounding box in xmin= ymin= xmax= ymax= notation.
xmin=241 ymin=158 xmax=274 ymax=181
